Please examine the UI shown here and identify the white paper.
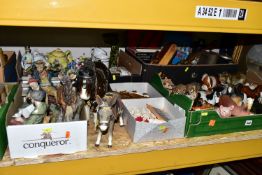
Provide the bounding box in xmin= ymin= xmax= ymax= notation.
xmin=20 ymin=104 xmax=35 ymax=118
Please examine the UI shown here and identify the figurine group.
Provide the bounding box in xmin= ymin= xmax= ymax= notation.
xmin=159 ymin=72 xmax=262 ymax=118
xmin=10 ymin=47 xmax=124 ymax=147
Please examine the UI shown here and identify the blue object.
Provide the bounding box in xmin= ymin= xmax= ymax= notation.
xmin=171 ymin=47 xmax=190 ymax=65
xmin=4 ymin=55 xmax=17 ymax=82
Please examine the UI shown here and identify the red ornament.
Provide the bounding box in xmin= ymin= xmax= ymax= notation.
xmin=135 ymin=116 xmax=143 ymax=122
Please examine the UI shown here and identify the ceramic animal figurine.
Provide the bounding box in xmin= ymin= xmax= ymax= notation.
xmin=172 ymin=84 xmax=187 ymax=95
xmin=76 ymin=59 xmax=110 ymax=127
xmin=76 ymin=58 xmax=96 ymax=123
xmin=192 ymin=90 xmax=217 ymax=110
xmin=218 ymin=72 xmax=230 ymax=85
xmin=186 ymin=83 xmax=200 ymax=100
xmin=162 ymin=77 xmax=174 ymax=93
xmin=239 ymin=84 xmax=262 ymax=99
xmin=228 ymin=73 xmax=246 ymax=85
xmin=216 ymin=95 xmax=251 ymax=118
xmin=201 ymin=73 xmax=218 ymax=92
xmin=47 ymin=49 xmax=73 ymax=72
xmin=95 ymin=92 xmax=124 ymax=148
xmin=233 ymin=83 xmax=262 ymax=111
xmin=57 ymin=72 xmax=82 ymax=122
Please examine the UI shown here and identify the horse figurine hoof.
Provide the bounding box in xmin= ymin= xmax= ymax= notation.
xmin=95 ymin=144 xmax=100 ymax=147
xmin=108 ymin=145 xmax=112 ymax=148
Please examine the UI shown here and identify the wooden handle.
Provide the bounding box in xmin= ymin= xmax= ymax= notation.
xmin=146 ymin=104 xmax=165 ymax=121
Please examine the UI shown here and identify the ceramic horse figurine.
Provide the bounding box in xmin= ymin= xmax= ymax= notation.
xmin=57 ymin=72 xmax=82 ymax=122
xmin=76 ymin=59 xmax=110 ymax=125
xmin=95 ymin=92 xmax=124 ymax=148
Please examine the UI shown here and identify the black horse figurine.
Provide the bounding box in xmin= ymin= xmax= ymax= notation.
xmin=76 ymin=59 xmax=110 ymax=125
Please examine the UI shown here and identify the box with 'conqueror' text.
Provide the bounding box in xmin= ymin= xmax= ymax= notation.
xmin=6 ymin=85 xmax=87 ymax=159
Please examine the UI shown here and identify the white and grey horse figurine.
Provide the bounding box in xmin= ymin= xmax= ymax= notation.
xmin=95 ymin=92 xmax=124 ymax=148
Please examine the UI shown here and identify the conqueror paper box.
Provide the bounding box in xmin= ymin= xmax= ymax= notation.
xmin=7 ymin=121 xmax=87 ymax=158
xmin=6 ymin=85 xmax=87 ymax=159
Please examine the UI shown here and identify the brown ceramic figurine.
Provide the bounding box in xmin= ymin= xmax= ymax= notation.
xmin=57 ymin=72 xmax=83 ymax=122
xmin=33 ymin=58 xmax=58 ymax=103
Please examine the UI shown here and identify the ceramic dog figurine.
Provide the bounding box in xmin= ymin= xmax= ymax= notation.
xmin=201 ymin=73 xmax=219 ymax=92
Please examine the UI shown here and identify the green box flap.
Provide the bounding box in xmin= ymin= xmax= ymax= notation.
xmin=0 ymin=84 xmax=18 ymax=159
xmin=150 ymin=74 xmax=193 ymax=111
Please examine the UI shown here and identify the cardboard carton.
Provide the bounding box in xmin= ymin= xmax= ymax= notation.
xmin=6 ymin=85 xmax=87 ymax=159
xmin=123 ymin=98 xmax=186 ymax=143
xmin=150 ymin=74 xmax=262 ymax=137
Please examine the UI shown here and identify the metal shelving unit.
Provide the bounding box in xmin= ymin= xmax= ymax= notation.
xmin=0 ymin=0 xmax=261 ymax=34
xmin=0 ymin=0 xmax=261 ymax=174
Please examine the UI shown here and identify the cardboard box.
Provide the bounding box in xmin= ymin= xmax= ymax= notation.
xmin=150 ymin=74 xmax=262 ymax=137
xmin=110 ymin=51 xmax=143 ymax=82
xmin=126 ymin=48 xmax=160 ymax=63
xmin=6 ymin=86 xmax=87 ymax=159
xmin=110 ymin=82 xmax=163 ymax=98
xmin=0 ymin=51 xmax=18 ymax=83
xmin=122 ymin=98 xmax=186 ymax=143
xmin=125 ymin=49 xmax=239 ymax=83
xmin=0 ymin=84 xmax=18 ymax=160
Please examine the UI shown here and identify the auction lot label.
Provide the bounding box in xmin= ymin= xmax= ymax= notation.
xmin=195 ymin=6 xmax=247 ymax=20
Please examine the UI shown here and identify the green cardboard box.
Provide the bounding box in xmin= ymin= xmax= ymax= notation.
xmin=150 ymin=74 xmax=262 ymax=137
xmin=0 ymin=84 xmax=18 ymax=159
